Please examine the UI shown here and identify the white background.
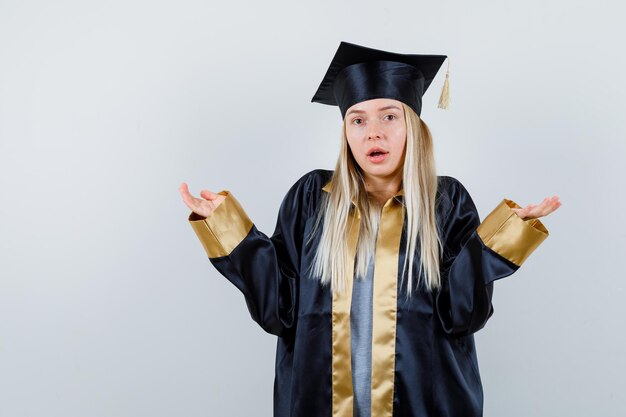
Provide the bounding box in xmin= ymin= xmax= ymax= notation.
xmin=1 ymin=0 xmax=624 ymax=416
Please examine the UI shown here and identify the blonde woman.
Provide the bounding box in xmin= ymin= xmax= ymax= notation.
xmin=179 ymin=41 xmax=560 ymax=417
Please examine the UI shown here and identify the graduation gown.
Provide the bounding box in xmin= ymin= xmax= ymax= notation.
xmin=187 ymin=169 xmax=549 ymax=417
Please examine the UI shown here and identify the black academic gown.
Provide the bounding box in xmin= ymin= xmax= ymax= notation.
xmin=188 ymin=169 xmax=549 ymax=417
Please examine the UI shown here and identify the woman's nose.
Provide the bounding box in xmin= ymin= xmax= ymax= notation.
xmin=367 ymin=120 xmax=383 ymax=139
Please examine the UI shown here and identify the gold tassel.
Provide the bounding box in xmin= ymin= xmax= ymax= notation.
xmin=438 ymin=57 xmax=450 ymax=110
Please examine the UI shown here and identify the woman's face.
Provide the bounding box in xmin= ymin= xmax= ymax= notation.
xmin=344 ymin=98 xmax=407 ymax=184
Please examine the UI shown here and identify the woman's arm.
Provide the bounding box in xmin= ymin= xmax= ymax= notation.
xmin=435 ymin=178 xmax=550 ymax=337
xmin=186 ymin=174 xmax=311 ymax=337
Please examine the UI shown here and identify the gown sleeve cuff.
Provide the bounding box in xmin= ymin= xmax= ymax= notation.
xmin=476 ymin=198 xmax=549 ymax=267
xmin=187 ymin=191 xmax=254 ymax=258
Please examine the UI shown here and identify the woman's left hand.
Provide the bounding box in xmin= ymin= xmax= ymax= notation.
xmin=511 ymin=196 xmax=561 ymax=220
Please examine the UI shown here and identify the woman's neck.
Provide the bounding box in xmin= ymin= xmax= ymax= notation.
xmin=363 ymin=173 xmax=402 ymax=206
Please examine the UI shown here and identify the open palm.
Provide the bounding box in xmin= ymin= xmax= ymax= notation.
xmin=511 ymin=195 xmax=561 ymax=221
xmin=179 ymin=182 xmax=226 ymax=218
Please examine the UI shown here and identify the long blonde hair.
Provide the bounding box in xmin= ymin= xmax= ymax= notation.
xmin=307 ymin=103 xmax=442 ymax=298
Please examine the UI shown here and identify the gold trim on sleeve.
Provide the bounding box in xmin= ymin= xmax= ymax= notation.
xmin=188 ymin=191 xmax=253 ymax=258
xmin=476 ymin=198 xmax=549 ymax=267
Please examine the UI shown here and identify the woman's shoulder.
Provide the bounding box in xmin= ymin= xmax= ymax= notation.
xmin=437 ymin=175 xmax=473 ymax=198
xmin=436 ymin=175 xmax=475 ymax=219
xmin=279 ymin=169 xmax=333 ymax=216
xmin=295 ymin=169 xmax=334 ymax=190
xmin=286 ymin=169 xmax=333 ymax=198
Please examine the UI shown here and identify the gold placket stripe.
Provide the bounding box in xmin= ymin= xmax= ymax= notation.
xmin=370 ymin=198 xmax=403 ymax=417
xmin=332 ymin=207 xmax=360 ymax=417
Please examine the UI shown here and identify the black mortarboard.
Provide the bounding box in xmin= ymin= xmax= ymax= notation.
xmin=311 ymin=41 xmax=450 ymax=119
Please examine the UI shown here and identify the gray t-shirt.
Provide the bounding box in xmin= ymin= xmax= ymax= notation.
xmin=351 ymin=253 xmax=375 ymax=417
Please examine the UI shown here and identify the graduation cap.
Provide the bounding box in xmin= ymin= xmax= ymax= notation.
xmin=311 ymin=41 xmax=450 ymax=119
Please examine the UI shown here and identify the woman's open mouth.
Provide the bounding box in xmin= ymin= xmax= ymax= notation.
xmin=367 ymin=150 xmax=389 ymax=164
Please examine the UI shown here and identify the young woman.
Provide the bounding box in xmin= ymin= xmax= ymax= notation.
xmin=179 ymin=41 xmax=560 ymax=417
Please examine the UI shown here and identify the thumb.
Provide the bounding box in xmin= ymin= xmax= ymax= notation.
xmin=200 ymin=190 xmax=219 ymax=200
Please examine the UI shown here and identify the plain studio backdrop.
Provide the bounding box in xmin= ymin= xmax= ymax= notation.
xmin=1 ymin=0 xmax=624 ymax=416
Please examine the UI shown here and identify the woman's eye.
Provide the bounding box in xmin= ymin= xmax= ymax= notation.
xmin=352 ymin=118 xmax=363 ymax=125
xmin=384 ymin=114 xmax=396 ymax=121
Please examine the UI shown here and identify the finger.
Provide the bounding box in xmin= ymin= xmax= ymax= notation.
xmin=513 ymin=207 xmax=531 ymax=219
xmin=181 ymin=194 xmax=200 ymax=212
xmin=179 ymin=183 xmax=192 ymax=201
xmin=536 ymin=201 xmax=557 ymax=217
xmin=529 ymin=205 xmax=548 ymax=219
xmin=200 ymin=189 xmax=219 ymax=200
xmin=531 ymin=205 xmax=544 ymax=216
xmin=541 ymin=197 xmax=561 ymax=214
xmin=179 ymin=183 xmax=201 ymax=211
xmin=179 ymin=182 xmax=195 ymax=198
xmin=179 ymin=183 xmax=194 ymax=201
xmin=528 ymin=196 xmax=561 ymax=218
xmin=547 ymin=199 xmax=562 ymax=214
xmin=535 ymin=199 xmax=553 ymax=212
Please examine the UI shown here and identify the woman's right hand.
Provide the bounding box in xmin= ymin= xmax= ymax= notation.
xmin=179 ymin=182 xmax=226 ymax=218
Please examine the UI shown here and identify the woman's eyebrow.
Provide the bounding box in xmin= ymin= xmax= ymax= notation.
xmin=346 ymin=105 xmax=401 ymax=117
xmin=378 ymin=105 xmax=402 ymax=112
xmin=346 ymin=109 xmax=365 ymax=117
